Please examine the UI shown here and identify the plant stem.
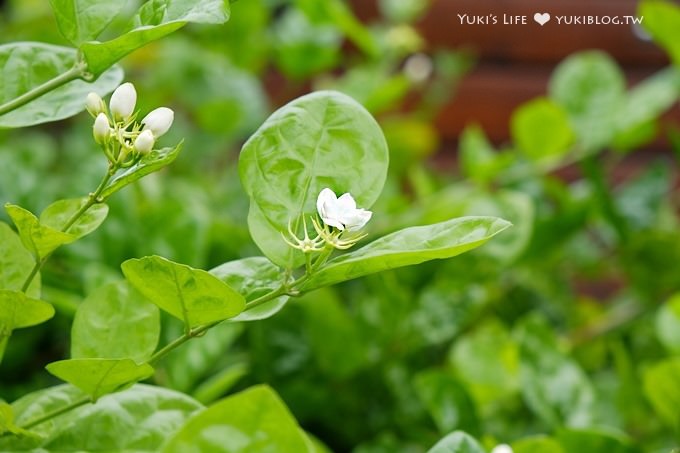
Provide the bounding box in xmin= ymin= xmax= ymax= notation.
xmin=19 ymin=166 xmax=115 ymax=293
xmin=19 ymin=396 xmax=90 ymax=430
xmin=0 ymin=64 xmax=85 ymax=117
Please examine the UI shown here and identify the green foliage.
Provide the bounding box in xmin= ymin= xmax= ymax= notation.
xmin=300 ymin=216 xmax=511 ymax=290
xmin=0 ymin=43 xmax=123 ymax=127
xmin=79 ymin=0 xmax=231 ymax=76
xmin=46 ymin=358 xmax=155 ymax=401
xmin=427 ymin=431 xmax=486 ymax=453
xmin=210 ymin=257 xmax=289 ymax=321
xmin=162 ymin=385 xmax=312 ymax=452
xmin=0 ymin=384 xmax=202 ymax=450
xmin=640 ymin=0 xmax=680 ymax=65
xmin=511 ymin=98 xmax=573 ymax=160
xmin=71 ymin=281 xmax=160 ymax=362
xmin=239 ymin=90 xmax=390 ymax=268
xmin=0 ymin=223 xmax=40 ymax=296
xmin=49 ymin=0 xmax=128 ymax=45
xmin=122 ymin=255 xmax=246 ymax=328
xmin=100 ymin=142 xmax=184 ymax=198
xmin=643 ymin=357 xmax=680 ymax=431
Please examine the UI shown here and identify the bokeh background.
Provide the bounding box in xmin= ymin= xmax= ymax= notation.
xmin=1 ymin=0 xmax=680 ymax=451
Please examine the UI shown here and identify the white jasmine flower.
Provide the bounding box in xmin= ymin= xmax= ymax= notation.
xmin=86 ymin=92 xmax=105 ymax=116
xmin=316 ymin=188 xmax=372 ymax=232
xmin=92 ymin=113 xmax=110 ymax=144
xmin=109 ymin=82 xmax=137 ymax=120
xmin=142 ymin=107 xmax=174 ymax=138
xmin=491 ymin=444 xmax=513 ymax=453
xmin=133 ymin=130 xmax=155 ymax=154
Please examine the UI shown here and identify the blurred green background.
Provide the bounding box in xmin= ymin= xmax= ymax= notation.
xmin=1 ymin=0 xmax=680 ymax=451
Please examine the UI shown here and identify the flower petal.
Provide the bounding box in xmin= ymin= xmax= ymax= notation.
xmin=345 ymin=209 xmax=372 ymax=231
xmin=317 ymin=188 xmax=337 ymax=219
xmin=321 ymin=216 xmax=345 ymax=230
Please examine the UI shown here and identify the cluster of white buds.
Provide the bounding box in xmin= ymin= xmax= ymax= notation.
xmin=283 ymin=188 xmax=372 ymax=253
xmin=86 ymin=83 xmax=174 ymax=166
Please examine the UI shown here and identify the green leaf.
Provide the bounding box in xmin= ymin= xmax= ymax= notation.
xmin=239 ymin=90 xmax=389 ymax=268
xmin=71 ymin=280 xmax=160 ymax=362
xmin=0 ymin=222 xmax=40 ymax=297
xmin=448 ymin=319 xmax=520 ymax=406
xmin=40 ymin=197 xmax=109 ymax=238
xmin=556 ymin=428 xmax=640 ymax=453
xmin=300 ymin=216 xmax=511 ymax=290
xmin=0 ymin=290 xmax=54 ymax=335
xmin=46 ymin=358 xmax=154 ymax=401
xmin=192 ymin=362 xmax=248 ymax=405
xmin=640 ymin=0 xmax=680 ymax=65
xmin=5 ymin=203 xmax=75 ymax=259
xmin=459 ymin=125 xmax=513 ymax=184
xmin=512 ymin=436 xmax=564 ymax=453
xmin=427 ymin=431 xmax=486 ymax=453
xmin=49 ymin=0 xmax=128 ymax=45
xmin=100 ymin=142 xmax=183 ymax=199
xmin=122 ymin=255 xmax=245 ymax=328
xmin=162 ymin=385 xmax=312 ymax=452
xmin=5 ymin=199 xmax=107 ymax=260
xmin=643 ymin=357 xmax=680 ymax=430
xmin=514 ymin=315 xmax=596 ymax=428
xmin=210 ymin=257 xmax=289 ymax=321
xmin=511 ymin=98 xmax=574 ymax=160
xmin=414 ymin=370 xmax=479 ymax=435
xmin=1 ymin=384 xmax=202 ymax=451
xmin=0 ymin=42 xmax=123 ymax=128
xmin=655 ymin=293 xmax=680 ymax=354
xmin=549 ymin=51 xmax=625 ymax=151
xmin=80 ymin=0 xmax=230 ymax=76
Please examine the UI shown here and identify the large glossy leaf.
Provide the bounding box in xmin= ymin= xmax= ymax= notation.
xmin=49 ymin=0 xmax=128 ymax=45
xmin=80 ymin=0 xmax=230 ymax=76
xmin=548 ymin=51 xmax=625 ymax=151
xmin=210 ymin=256 xmax=289 ymax=321
xmin=0 ymin=42 xmax=123 ymax=128
xmin=1 ymin=384 xmax=202 ymax=451
xmin=162 ymin=385 xmax=312 ymax=452
xmin=640 ymin=0 xmax=680 ymax=65
xmin=71 ymin=280 xmax=160 ymax=362
xmin=0 ymin=222 xmax=40 ymax=297
xmin=300 ymin=216 xmax=511 ymax=290
xmin=46 ymin=358 xmax=154 ymax=401
xmin=239 ymin=90 xmax=389 ymax=268
xmin=512 ymin=436 xmax=564 ymax=453
xmin=100 ymin=142 xmax=183 ymax=199
xmin=427 ymin=431 xmax=486 ymax=453
xmin=122 ymin=255 xmax=245 ymax=328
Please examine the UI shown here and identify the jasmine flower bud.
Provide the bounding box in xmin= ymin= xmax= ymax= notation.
xmin=109 ymin=82 xmax=137 ymax=121
xmin=134 ymin=130 xmax=154 ymax=154
xmin=141 ymin=107 xmax=174 ymax=138
xmin=92 ymin=113 xmax=110 ymax=144
xmin=85 ymin=92 xmax=105 ymax=116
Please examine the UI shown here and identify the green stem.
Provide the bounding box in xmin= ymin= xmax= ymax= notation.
xmin=19 ymin=166 xmax=115 ymax=293
xmin=19 ymin=396 xmax=90 ymax=430
xmin=0 ymin=64 xmax=85 ymax=117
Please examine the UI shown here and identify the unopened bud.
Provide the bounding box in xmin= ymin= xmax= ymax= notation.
xmin=109 ymin=82 xmax=137 ymax=121
xmin=134 ymin=130 xmax=155 ymax=154
xmin=142 ymin=107 xmax=174 ymax=138
xmin=86 ymin=92 xmax=105 ymax=116
xmin=93 ymin=113 xmax=110 ymax=144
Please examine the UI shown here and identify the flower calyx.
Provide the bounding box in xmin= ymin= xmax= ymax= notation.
xmin=282 ymin=217 xmax=324 ymax=253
